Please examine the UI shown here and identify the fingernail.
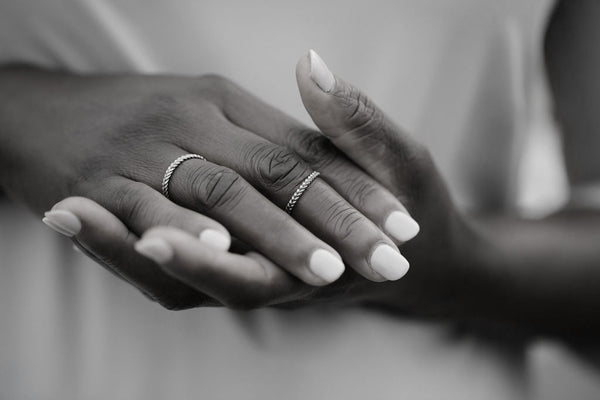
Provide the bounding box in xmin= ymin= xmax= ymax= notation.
xmin=42 ymin=209 xmax=81 ymax=237
xmin=309 ymin=249 xmax=345 ymax=283
xmin=370 ymin=244 xmax=409 ymax=281
xmin=135 ymin=237 xmax=173 ymax=264
xmin=309 ymin=49 xmax=335 ymax=93
xmin=199 ymin=229 xmax=231 ymax=251
xmin=384 ymin=211 xmax=420 ymax=242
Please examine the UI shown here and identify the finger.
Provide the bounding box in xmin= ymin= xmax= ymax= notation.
xmin=86 ymin=176 xmax=232 ymax=251
xmin=43 ymin=197 xmax=214 ymax=309
xmin=177 ymin=125 xmax=410 ymax=281
xmin=115 ymin=148 xmax=346 ymax=286
xmin=135 ymin=227 xmax=305 ymax=309
xmin=286 ymin=131 xmax=420 ymax=243
xmin=213 ymin=76 xmax=419 ymax=243
xmin=296 ymin=50 xmax=429 ymax=192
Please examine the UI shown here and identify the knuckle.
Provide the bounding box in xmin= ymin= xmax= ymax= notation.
xmin=335 ymin=86 xmax=383 ymax=132
xmin=102 ymin=91 xmax=193 ymax=152
xmin=286 ymin=128 xmax=339 ymax=170
xmin=189 ymin=165 xmax=247 ymax=212
xmin=126 ymin=91 xmax=192 ymax=139
xmin=112 ymin=181 xmax=153 ymax=224
xmin=194 ymin=74 xmax=243 ymax=111
xmin=196 ymin=74 xmax=237 ymax=99
xmin=321 ymin=199 xmax=364 ymax=241
xmin=198 ymin=73 xmax=233 ymax=89
xmin=68 ymin=167 xmax=104 ymax=196
xmin=342 ymin=176 xmax=379 ymax=209
xmin=244 ymin=142 xmax=310 ymax=193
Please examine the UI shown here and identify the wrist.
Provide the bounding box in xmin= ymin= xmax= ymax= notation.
xmin=0 ymin=65 xmax=72 ymax=211
xmin=452 ymin=216 xmax=517 ymax=324
xmin=425 ymin=213 xmax=514 ymax=323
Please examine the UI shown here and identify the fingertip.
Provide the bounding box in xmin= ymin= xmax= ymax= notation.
xmin=295 ymin=50 xmax=313 ymax=95
xmin=296 ymin=49 xmax=349 ymax=139
xmin=42 ymin=209 xmax=82 ymax=237
xmin=199 ymin=228 xmax=231 ymax=251
xmin=308 ymin=49 xmax=336 ymax=93
xmin=295 ymin=50 xmax=310 ymax=78
xmin=134 ymin=236 xmax=174 ymax=264
xmin=369 ymin=244 xmax=410 ymax=281
xmin=384 ymin=211 xmax=420 ymax=243
xmin=144 ymin=225 xmax=231 ymax=252
xmin=48 ymin=197 xmax=119 ymax=234
xmin=308 ymin=248 xmax=345 ymax=285
xmin=296 ymin=49 xmax=336 ymax=94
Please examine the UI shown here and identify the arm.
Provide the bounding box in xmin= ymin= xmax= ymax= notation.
xmin=474 ymin=0 xmax=600 ymax=336
xmin=467 ymin=212 xmax=600 ymax=337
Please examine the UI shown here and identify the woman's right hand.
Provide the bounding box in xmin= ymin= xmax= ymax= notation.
xmin=0 ymin=66 xmax=419 ymax=309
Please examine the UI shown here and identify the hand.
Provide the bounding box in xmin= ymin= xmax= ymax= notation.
xmin=295 ymin=50 xmax=478 ymax=315
xmin=0 ymin=66 xmax=419 ymax=309
xmin=47 ymin=51 xmax=479 ymax=314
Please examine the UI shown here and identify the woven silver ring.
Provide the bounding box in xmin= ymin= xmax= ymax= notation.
xmin=285 ymin=171 xmax=320 ymax=214
xmin=162 ymin=154 xmax=205 ymax=199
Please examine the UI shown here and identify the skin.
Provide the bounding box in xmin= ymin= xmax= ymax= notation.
xmin=0 ymin=67 xmax=417 ymax=305
xmin=1 ymin=0 xmax=599 ymax=338
xmin=29 ymin=46 xmax=600 ymax=338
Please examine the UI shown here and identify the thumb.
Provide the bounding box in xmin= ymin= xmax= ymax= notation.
xmin=296 ymin=49 xmax=425 ymax=189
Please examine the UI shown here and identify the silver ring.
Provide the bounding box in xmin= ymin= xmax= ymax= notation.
xmin=162 ymin=154 xmax=205 ymax=199
xmin=285 ymin=171 xmax=320 ymax=214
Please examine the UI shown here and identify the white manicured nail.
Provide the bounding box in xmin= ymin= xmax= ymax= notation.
xmin=370 ymin=244 xmax=409 ymax=280
xmin=135 ymin=237 xmax=173 ymax=264
xmin=309 ymin=49 xmax=335 ymax=92
xmin=384 ymin=211 xmax=420 ymax=242
xmin=309 ymin=249 xmax=345 ymax=283
xmin=199 ymin=229 xmax=231 ymax=251
xmin=42 ymin=210 xmax=82 ymax=237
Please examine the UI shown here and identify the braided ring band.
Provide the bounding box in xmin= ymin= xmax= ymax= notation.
xmin=285 ymin=171 xmax=320 ymax=214
xmin=162 ymin=154 xmax=205 ymax=199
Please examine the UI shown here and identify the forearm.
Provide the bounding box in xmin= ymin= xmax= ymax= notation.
xmin=465 ymin=211 xmax=600 ymax=338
